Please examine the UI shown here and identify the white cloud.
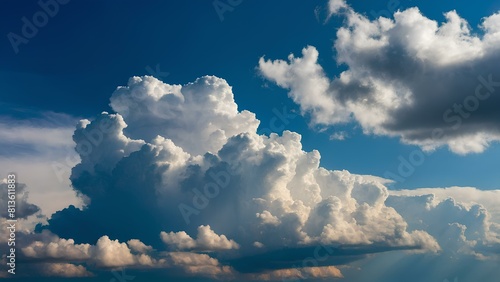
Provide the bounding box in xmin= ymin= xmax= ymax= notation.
xmin=161 ymin=225 xmax=239 ymax=251
xmin=259 ymin=47 xmax=347 ymax=125
xmin=352 ymin=187 xmax=500 ymax=281
xmin=109 ymin=75 xmax=259 ymax=156
xmin=259 ymin=6 xmax=500 ymax=154
xmin=329 ymin=131 xmax=348 ymax=140
xmin=390 ymin=187 xmax=500 ymax=222
xmin=328 ymin=0 xmax=348 ymax=17
xmin=387 ymin=190 xmax=500 ymax=257
xmin=168 ymin=252 xmax=234 ymax=278
xmin=38 ymin=263 xmax=93 ymax=277
xmin=21 ymin=232 xmax=158 ymax=268
xmin=161 ymin=230 xmax=196 ymax=250
xmin=127 ymin=239 xmax=153 ymax=253
xmin=20 ymin=230 xmax=235 ymax=278
xmin=248 ymin=265 xmax=343 ymax=280
xmin=22 ymin=236 xmax=92 ymax=260
xmin=93 ymin=236 xmax=137 ymax=267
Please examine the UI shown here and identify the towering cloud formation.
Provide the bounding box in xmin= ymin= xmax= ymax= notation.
xmin=259 ymin=0 xmax=500 ymax=154
xmin=15 ymin=74 xmax=494 ymax=280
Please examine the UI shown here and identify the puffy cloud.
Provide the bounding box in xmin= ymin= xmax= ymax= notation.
xmin=92 ymin=236 xmax=137 ymax=267
xmin=336 ymin=186 xmax=500 ymax=282
xmin=161 ymin=230 xmax=196 ymax=250
xmin=21 ymin=231 xmax=157 ymax=268
xmin=249 ymin=265 xmax=343 ymax=280
xmin=259 ymin=46 xmax=346 ymax=125
xmin=390 ymin=187 xmax=500 ymax=222
xmin=71 ymin=112 xmax=145 ymax=177
xmin=259 ymin=5 xmax=500 ymax=154
xmin=329 ymin=131 xmax=348 ymax=141
xmin=161 ymin=225 xmax=239 ymax=251
xmin=109 ymin=75 xmax=259 ymax=156
xmin=22 ymin=236 xmax=92 ymax=260
xmin=328 ymin=0 xmax=348 ymax=16
xmin=19 ymin=230 xmax=235 ymax=278
xmin=37 ymin=263 xmax=93 ymax=277
xmin=168 ymin=252 xmax=234 ymax=278
xmin=127 ymin=239 xmax=153 ymax=253
xmin=386 ymin=192 xmax=500 ymax=258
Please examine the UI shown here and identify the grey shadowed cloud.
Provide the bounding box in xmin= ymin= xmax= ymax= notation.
xmin=259 ymin=0 xmax=500 ymax=154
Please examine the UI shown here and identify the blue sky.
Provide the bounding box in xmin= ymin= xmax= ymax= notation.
xmin=1 ymin=0 xmax=500 ymax=281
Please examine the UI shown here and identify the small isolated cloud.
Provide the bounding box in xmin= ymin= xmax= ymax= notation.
xmin=259 ymin=5 xmax=500 ymax=154
xmin=329 ymin=131 xmax=348 ymax=140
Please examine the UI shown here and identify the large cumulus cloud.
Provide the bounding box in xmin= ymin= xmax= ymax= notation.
xmin=259 ymin=0 xmax=500 ymax=154
xmin=19 ymin=74 xmax=499 ymax=281
xmin=26 ymin=75 xmax=441 ymax=280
